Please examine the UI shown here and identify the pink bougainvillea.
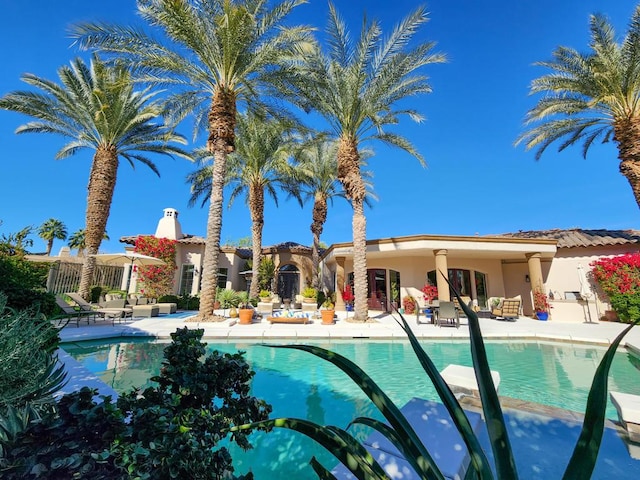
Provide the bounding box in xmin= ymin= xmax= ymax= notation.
xmin=134 ymin=236 xmax=177 ymax=299
xmin=591 ymin=252 xmax=640 ymax=297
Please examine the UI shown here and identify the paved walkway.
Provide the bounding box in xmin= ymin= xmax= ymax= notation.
xmin=59 ymin=310 xmax=640 ymax=352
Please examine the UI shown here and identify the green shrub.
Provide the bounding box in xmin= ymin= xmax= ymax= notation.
xmin=158 ymin=294 xmax=179 ymax=303
xmin=0 ymin=255 xmax=55 ymax=316
xmin=609 ymin=293 xmax=640 ymax=323
xmin=90 ymin=285 xmax=109 ymax=303
xmin=2 ymin=328 xmax=271 ymax=479
xmin=302 ymin=286 xmax=317 ymax=299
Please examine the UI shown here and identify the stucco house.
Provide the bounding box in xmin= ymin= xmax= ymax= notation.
xmin=121 ymin=208 xmax=640 ymax=322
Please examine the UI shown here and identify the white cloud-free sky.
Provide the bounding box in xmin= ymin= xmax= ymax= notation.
xmin=1 ymin=0 xmax=638 ymax=254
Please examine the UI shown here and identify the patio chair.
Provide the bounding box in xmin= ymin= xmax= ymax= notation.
xmin=55 ymin=295 xmax=96 ymax=327
xmin=491 ymin=298 xmax=520 ymax=322
xmin=65 ymin=292 xmax=133 ymax=324
xmin=436 ymin=301 xmax=459 ymax=328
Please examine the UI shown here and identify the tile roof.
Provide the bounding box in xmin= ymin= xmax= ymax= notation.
xmin=494 ymin=228 xmax=640 ymax=248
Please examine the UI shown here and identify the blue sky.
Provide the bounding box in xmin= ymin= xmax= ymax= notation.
xmin=1 ymin=0 xmax=639 ymax=255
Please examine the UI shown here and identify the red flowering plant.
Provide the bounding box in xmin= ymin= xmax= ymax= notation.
xmin=341 ymin=284 xmax=354 ymax=306
xmin=533 ymin=289 xmax=551 ymax=313
xmin=421 ymin=283 xmax=438 ymax=304
xmin=134 ymin=236 xmax=177 ymax=299
xmin=591 ymin=253 xmax=640 ymax=323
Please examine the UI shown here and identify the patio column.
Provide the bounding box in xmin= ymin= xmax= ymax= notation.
xmin=335 ymin=256 xmax=346 ymax=311
xmin=434 ymin=249 xmax=450 ymax=302
xmin=526 ymin=252 xmax=544 ymax=294
xmin=121 ymin=263 xmax=132 ymax=292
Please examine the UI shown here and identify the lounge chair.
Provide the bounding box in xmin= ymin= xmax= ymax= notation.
xmin=436 ymin=301 xmax=459 ymax=328
xmin=491 ymin=298 xmax=520 ymax=322
xmin=65 ymin=292 xmax=133 ymax=323
xmin=55 ymin=295 xmax=96 ymax=327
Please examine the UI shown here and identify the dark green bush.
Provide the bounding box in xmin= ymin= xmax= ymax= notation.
xmin=90 ymin=285 xmax=108 ymax=303
xmin=0 ymin=255 xmax=55 ymax=316
xmin=158 ymin=294 xmax=179 ymax=304
xmin=610 ymin=293 xmax=640 ymax=323
xmin=3 ymin=327 xmax=271 ymax=479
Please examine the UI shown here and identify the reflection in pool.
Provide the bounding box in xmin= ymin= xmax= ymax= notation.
xmin=64 ymin=338 xmax=640 ymax=479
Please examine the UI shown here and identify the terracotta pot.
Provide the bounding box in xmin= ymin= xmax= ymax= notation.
xmin=321 ymin=309 xmax=335 ymax=325
xmin=239 ymin=308 xmax=253 ymax=324
xmin=604 ymin=310 xmax=619 ymax=322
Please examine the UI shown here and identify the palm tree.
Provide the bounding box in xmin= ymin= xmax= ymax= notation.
xmin=187 ymin=112 xmax=300 ymax=299
xmin=72 ymin=0 xmax=311 ymax=319
xmin=276 ymin=4 xmax=445 ymax=320
xmin=0 ymin=56 xmax=189 ymax=299
xmin=37 ymin=218 xmax=67 ymax=256
xmin=517 ymin=6 xmax=640 ymax=209
xmin=295 ymin=139 xmax=376 ymax=290
xmin=67 ymin=229 xmax=110 ymax=257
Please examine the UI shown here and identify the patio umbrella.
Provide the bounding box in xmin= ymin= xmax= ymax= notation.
xmin=577 ymin=264 xmax=592 ymax=301
xmin=577 ymin=263 xmax=595 ymax=323
xmin=90 ymin=252 xmax=165 ymax=291
xmin=90 ymin=252 xmax=165 ymax=267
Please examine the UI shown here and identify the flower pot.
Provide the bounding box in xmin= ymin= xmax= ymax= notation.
xmin=259 ymin=297 xmax=271 ymax=303
xmin=238 ymin=308 xmax=253 ymax=324
xmin=321 ymin=309 xmax=335 ymax=325
xmin=604 ymin=310 xmax=619 ymax=322
xmin=345 ymin=304 xmax=354 ymax=312
xmin=229 ymin=307 xmax=238 ymax=318
xmin=303 ymin=297 xmax=316 ymax=304
xmin=536 ymin=311 xmax=549 ymax=321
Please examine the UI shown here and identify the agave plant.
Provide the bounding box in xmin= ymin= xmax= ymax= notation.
xmin=232 ymin=286 xmax=638 ymax=479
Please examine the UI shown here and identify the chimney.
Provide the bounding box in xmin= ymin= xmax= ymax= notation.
xmin=154 ymin=208 xmax=183 ymax=240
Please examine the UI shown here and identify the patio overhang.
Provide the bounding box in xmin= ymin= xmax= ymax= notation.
xmin=321 ymin=233 xmax=557 ymax=265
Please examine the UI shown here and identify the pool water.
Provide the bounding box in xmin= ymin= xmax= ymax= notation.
xmin=64 ymin=338 xmax=640 ymax=479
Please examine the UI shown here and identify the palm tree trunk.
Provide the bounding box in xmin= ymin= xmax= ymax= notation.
xmin=46 ymin=239 xmax=53 ymax=256
xmin=615 ymin=118 xmax=640 ymax=209
xmin=249 ymin=183 xmax=264 ymax=300
xmin=352 ymin=198 xmax=368 ymax=321
xmin=310 ymin=193 xmax=327 ymax=290
xmin=337 ymin=137 xmax=368 ymax=321
xmin=78 ymin=146 xmax=118 ymax=300
xmin=198 ymin=87 xmax=236 ymax=319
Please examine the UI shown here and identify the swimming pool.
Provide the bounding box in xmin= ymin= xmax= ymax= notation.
xmin=64 ymin=338 xmax=640 ymax=479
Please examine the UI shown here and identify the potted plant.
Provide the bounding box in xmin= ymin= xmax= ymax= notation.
xmin=302 ymin=286 xmax=318 ymax=304
xmin=237 ymin=291 xmax=254 ymax=325
xmin=402 ymin=295 xmax=416 ymax=315
xmin=421 ymin=283 xmax=438 ymax=305
xmin=320 ymin=298 xmax=335 ymax=324
xmin=342 ymin=284 xmax=354 ymax=312
xmin=258 ymin=290 xmax=272 ymax=303
xmin=533 ymin=289 xmax=551 ymax=321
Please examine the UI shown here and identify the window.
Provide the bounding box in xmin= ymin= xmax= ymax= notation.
xmin=179 ymin=265 xmax=195 ymax=295
xmin=217 ymin=268 xmax=228 ymax=289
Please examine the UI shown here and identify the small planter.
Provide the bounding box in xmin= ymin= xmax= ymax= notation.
xmin=536 ymin=311 xmax=549 ymax=321
xmin=303 ymin=297 xmax=316 ymax=304
xmin=604 ymin=310 xmax=619 ymax=322
xmin=259 ymin=297 xmax=271 ymax=303
xmin=345 ymin=304 xmax=354 ymax=312
xmin=238 ymin=308 xmax=253 ymax=324
xmin=229 ymin=307 xmax=238 ymax=318
xmin=321 ymin=309 xmax=335 ymax=325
